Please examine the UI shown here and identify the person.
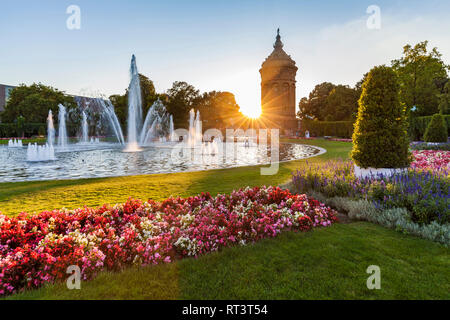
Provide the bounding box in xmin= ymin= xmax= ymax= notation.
xmin=305 ymin=130 xmax=310 ymax=138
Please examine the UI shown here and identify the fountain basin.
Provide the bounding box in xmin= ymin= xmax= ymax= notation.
xmin=0 ymin=143 xmax=322 ymax=182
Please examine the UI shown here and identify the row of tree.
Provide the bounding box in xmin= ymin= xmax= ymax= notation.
xmin=0 ymin=75 xmax=245 ymax=132
xmin=298 ymin=41 xmax=450 ymax=121
xmin=108 ymin=75 xmax=244 ymax=130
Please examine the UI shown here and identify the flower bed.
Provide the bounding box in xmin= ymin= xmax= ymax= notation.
xmin=292 ymin=160 xmax=449 ymax=225
xmin=411 ymin=150 xmax=450 ymax=172
xmin=0 ymin=186 xmax=337 ymax=296
xmin=410 ymin=142 xmax=450 ymax=151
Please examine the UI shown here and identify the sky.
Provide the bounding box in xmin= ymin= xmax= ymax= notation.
xmin=1 ymin=0 xmax=450 ymax=117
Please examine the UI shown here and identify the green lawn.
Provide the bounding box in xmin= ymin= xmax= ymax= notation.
xmin=0 ymin=139 xmax=350 ymax=216
xmin=1 ymin=139 xmax=449 ymax=300
xmin=0 ymin=137 xmax=46 ymax=145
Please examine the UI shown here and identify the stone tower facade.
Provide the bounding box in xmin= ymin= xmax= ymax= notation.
xmin=260 ymin=29 xmax=298 ymax=133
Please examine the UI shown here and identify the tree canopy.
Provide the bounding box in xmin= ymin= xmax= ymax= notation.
xmin=109 ymin=74 xmax=159 ymax=128
xmin=1 ymin=83 xmax=77 ymax=123
xmin=165 ymin=81 xmax=201 ymax=128
xmin=197 ymin=91 xmax=242 ymax=129
xmin=297 ymin=82 xmax=359 ymax=121
xmin=391 ymin=41 xmax=449 ymax=116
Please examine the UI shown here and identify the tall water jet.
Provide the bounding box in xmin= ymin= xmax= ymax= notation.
xmin=188 ymin=109 xmax=196 ymax=147
xmin=140 ymin=99 xmax=171 ymax=145
xmin=125 ymin=54 xmax=143 ymax=151
xmin=195 ymin=110 xmax=202 ymax=146
xmin=57 ymin=104 xmax=68 ymax=150
xmin=47 ymin=110 xmax=55 ymax=146
xmin=169 ymin=115 xmax=175 ymax=142
xmin=81 ymin=111 xmax=89 ymax=143
xmin=98 ymin=99 xmax=125 ymax=145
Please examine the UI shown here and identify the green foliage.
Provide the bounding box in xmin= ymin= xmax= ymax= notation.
xmin=298 ymin=82 xmax=335 ymax=120
xmin=438 ymin=82 xmax=450 ymax=114
xmin=197 ymin=91 xmax=242 ymax=130
xmin=16 ymin=115 xmax=25 ymax=137
xmin=165 ymin=81 xmax=201 ymax=129
xmin=351 ymin=65 xmax=410 ymax=168
xmin=409 ymin=114 xmax=450 ymax=140
xmin=0 ymin=83 xmax=77 ymax=123
xmin=0 ymin=123 xmax=48 ymax=138
xmin=37 ymin=125 xmax=46 ymax=136
xmin=324 ymin=197 xmax=450 ymax=245
xmin=109 ymin=73 xmax=160 ymax=129
xmin=391 ymin=41 xmax=449 ymax=116
xmin=298 ymin=82 xmax=359 ymax=121
xmin=423 ymin=113 xmax=448 ymax=142
xmin=411 ymin=142 xmax=450 ymax=151
xmin=325 ymin=85 xmax=359 ymax=121
xmin=301 ymin=119 xmax=353 ymax=138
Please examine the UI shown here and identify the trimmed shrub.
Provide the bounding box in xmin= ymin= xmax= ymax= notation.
xmin=351 ymin=65 xmax=410 ymax=168
xmin=0 ymin=123 xmax=45 ymax=138
xmin=409 ymin=115 xmax=450 ymax=141
xmin=301 ymin=120 xmax=353 ymax=138
xmin=423 ymin=113 xmax=448 ymax=143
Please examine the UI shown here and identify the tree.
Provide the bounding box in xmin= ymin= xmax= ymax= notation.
xmin=351 ymin=65 xmax=410 ymax=168
xmin=437 ymin=81 xmax=450 ymax=114
xmin=391 ymin=41 xmax=449 ymax=116
xmin=297 ymin=82 xmax=335 ymax=120
xmin=109 ymin=93 xmax=128 ymax=129
xmin=355 ymin=72 xmax=369 ymax=99
xmin=298 ymin=82 xmax=359 ymax=121
xmin=197 ymin=91 xmax=243 ymax=129
xmin=139 ymin=74 xmax=158 ymax=116
xmin=325 ymin=85 xmax=359 ymax=121
xmin=166 ymin=81 xmax=200 ymax=129
xmin=423 ymin=113 xmax=448 ymax=142
xmin=1 ymin=83 xmax=77 ymax=123
xmin=109 ymin=73 xmax=159 ymax=129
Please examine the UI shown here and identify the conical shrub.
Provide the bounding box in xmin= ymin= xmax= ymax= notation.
xmin=351 ymin=65 xmax=410 ymax=168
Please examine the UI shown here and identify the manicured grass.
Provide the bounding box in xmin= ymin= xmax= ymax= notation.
xmin=0 ymin=139 xmax=351 ymax=216
xmin=5 ymin=222 xmax=449 ymax=300
xmin=0 ymin=137 xmax=46 ymax=145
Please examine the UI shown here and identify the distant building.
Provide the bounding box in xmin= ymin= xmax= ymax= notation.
xmin=260 ymin=29 xmax=298 ymax=134
xmin=0 ymin=84 xmax=17 ymax=113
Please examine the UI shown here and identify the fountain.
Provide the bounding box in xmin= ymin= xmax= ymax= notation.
xmin=187 ymin=109 xmax=202 ymax=147
xmin=140 ymin=99 xmax=172 ymax=145
xmin=195 ymin=110 xmax=202 ymax=146
xmin=26 ymin=143 xmax=56 ymax=162
xmin=57 ymin=104 xmax=68 ymax=150
xmin=80 ymin=111 xmax=89 ymax=143
xmin=8 ymin=139 xmax=23 ymax=148
xmin=99 ymin=99 xmax=125 ymax=145
xmin=124 ymin=54 xmax=143 ymax=152
xmin=47 ymin=110 xmax=55 ymax=146
xmin=169 ymin=115 xmax=176 ymax=142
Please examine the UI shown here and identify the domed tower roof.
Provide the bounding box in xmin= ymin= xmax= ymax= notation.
xmin=261 ymin=29 xmax=297 ymax=69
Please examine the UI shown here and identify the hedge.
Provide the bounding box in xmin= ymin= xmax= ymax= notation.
xmin=0 ymin=123 xmax=45 ymax=138
xmin=300 ymin=120 xmax=353 ymax=138
xmin=409 ymin=115 xmax=450 ymax=141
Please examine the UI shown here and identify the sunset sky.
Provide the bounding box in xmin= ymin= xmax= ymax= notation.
xmin=1 ymin=0 xmax=449 ymax=117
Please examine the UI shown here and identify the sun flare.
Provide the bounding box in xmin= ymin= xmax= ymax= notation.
xmin=241 ymin=106 xmax=262 ymax=119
